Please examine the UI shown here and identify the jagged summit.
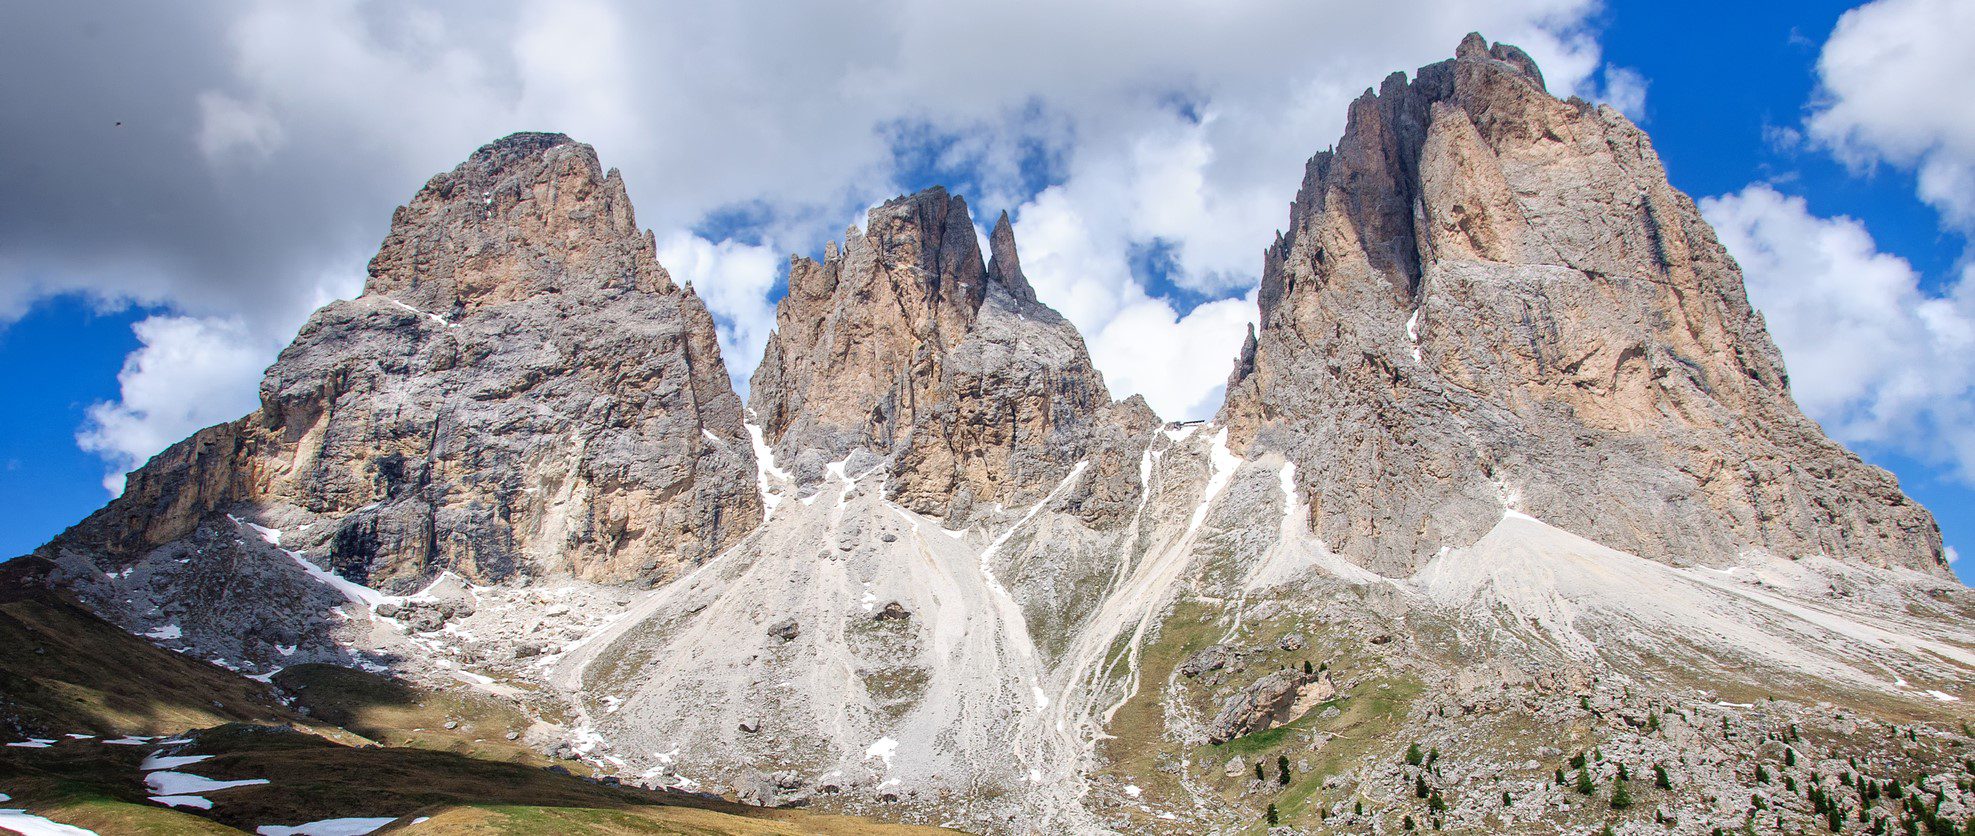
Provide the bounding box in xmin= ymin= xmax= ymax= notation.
xmin=365 ymin=131 xmax=675 ymax=314
xmin=37 ymin=132 xmax=761 ymax=669
xmin=1222 ymin=35 xmax=1946 ymax=576
xmin=749 ymin=185 xmax=1155 ymax=525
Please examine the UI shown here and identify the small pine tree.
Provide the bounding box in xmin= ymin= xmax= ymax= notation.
xmin=1354 ymin=800 xmax=1363 ymax=817
xmin=1787 ymin=747 xmax=1798 ymax=767
xmin=1427 ymin=747 xmax=1440 ymax=767
xmin=1303 ymin=660 xmax=1313 ymax=675
xmin=1266 ymin=803 xmax=1278 ymax=826
xmin=1617 ymin=763 xmax=1631 ymax=782
xmin=1318 ymin=661 xmax=1328 ymax=672
xmin=1571 ymin=752 xmax=1588 ymax=769
xmin=1577 ymin=768 xmax=1597 ymax=796
xmin=1428 ymin=790 xmax=1445 ymax=813
xmin=1416 ymin=775 xmax=1430 ymax=799
xmin=1405 ymin=743 xmax=1424 ymax=766
xmin=1502 ymin=791 xmax=1513 ymax=806
xmin=1655 ymin=763 xmax=1673 ymax=790
xmin=1756 ymin=764 xmax=1770 ymax=784
xmin=1403 ymin=814 xmax=1416 ymax=831
xmin=1255 ymin=761 xmax=1265 ymax=781
xmin=1277 ymin=755 xmax=1291 ymax=786
xmin=1556 ymin=768 xmax=1567 ymax=785
xmin=1648 ymin=713 xmax=1661 ymax=732
xmin=1612 ymin=776 xmax=1633 ymax=809
xmin=1581 ymin=696 xmax=1593 ymax=710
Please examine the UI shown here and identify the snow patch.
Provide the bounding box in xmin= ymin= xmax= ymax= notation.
xmin=149 ymin=795 xmax=213 ymax=810
xmin=864 ymin=736 xmax=899 ymax=770
xmin=145 ymin=624 xmax=182 ymax=641
xmin=146 ymin=771 xmax=270 ymax=795
xmin=141 ymin=752 xmax=214 ymax=771
xmin=255 ymin=818 xmax=399 ymax=836
xmin=0 ymin=808 xmax=99 ymax=834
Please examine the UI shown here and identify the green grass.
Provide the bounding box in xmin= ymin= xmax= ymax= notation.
xmin=0 ymin=567 xmax=309 ymax=737
xmin=272 ymin=663 xmax=556 ymax=768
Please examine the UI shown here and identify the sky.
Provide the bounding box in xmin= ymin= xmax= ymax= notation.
xmin=1 ymin=0 xmax=1971 ymax=583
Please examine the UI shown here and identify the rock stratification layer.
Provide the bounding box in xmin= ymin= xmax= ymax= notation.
xmin=749 ymin=187 xmax=1156 ymax=526
xmin=43 ymin=133 xmax=761 ymax=604
xmin=1220 ymin=34 xmax=1946 ymax=576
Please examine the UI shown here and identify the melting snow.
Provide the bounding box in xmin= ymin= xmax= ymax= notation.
xmin=102 ymin=736 xmax=154 ymax=745
xmin=384 ymin=297 xmax=453 ymax=327
xmin=149 ymin=795 xmax=212 ymax=810
xmin=255 ymin=817 xmax=399 ymax=836
xmin=145 ymin=625 xmax=182 ymax=640
xmin=1405 ymin=310 xmax=1422 ymax=362
xmin=1124 ymin=784 xmax=1142 ymax=798
xmin=864 ymin=736 xmax=899 ymax=770
xmin=7 ymin=739 xmax=54 ymax=748
xmin=1031 ymin=684 xmax=1050 ymax=710
xmin=1928 ymin=690 xmax=1961 ymax=702
xmin=231 ymin=516 xmax=390 ymax=609
xmin=146 ymin=771 xmax=270 ymax=795
xmin=1184 ymin=430 xmax=1238 ymax=539
xmin=140 ymin=752 xmax=213 ymax=771
xmin=0 ymin=808 xmax=98 ymax=835
xmin=744 ymin=422 xmax=789 ymax=517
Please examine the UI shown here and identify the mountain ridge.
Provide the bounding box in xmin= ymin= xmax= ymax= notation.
xmin=7 ymin=32 xmax=1971 ymax=836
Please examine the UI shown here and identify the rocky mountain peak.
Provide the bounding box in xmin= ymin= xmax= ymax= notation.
xmin=1222 ymin=35 xmax=1947 ymax=575
xmin=987 ymin=209 xmax=1039 ymax=305
xmin=37 ymin=133 xmax=761 ymax=668
xmin=365 ymin=132 xmax=673 ymax=316
xmin=749 ymin=187 xmax=1155 ymax=524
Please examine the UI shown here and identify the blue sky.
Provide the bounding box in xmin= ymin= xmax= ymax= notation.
xmin=2 ymin=0 xmax=1970 ymax=583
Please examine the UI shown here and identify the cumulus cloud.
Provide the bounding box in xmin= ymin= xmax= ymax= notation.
xmin=654 ymin=232 xmax=781 ymax=390
xmin=76 ymin=315 xmax=275 ymax=493
xmin=1806 ymin=0 xmax=1975 ymax=230
xmin=1593 ymin=65 xmax=1650 ymax=120
xmin=4 ymin=0 xmax=1613 ymax=476
xmin=1701 ymin=184 xmax=1975 ymax=477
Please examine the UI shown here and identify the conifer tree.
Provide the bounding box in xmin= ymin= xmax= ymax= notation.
xmin=1577 ymin=768 xmax=1597 ymax=796
xmin=1611 ymin=775 xmax=1633 ymax=809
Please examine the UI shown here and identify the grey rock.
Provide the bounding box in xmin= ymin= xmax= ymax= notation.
xmin=1180 ymin=643 xmax=1236 ymax=678
xmin=1218 ymin=35 xmax=1946 ymax=576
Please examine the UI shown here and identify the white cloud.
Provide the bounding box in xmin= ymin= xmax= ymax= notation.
xmin=1088 ymin=293 xmax=1258 ymax=421
xmin=1594 ymin=65 xmax=1649 ymax=120
xmin=195 ymin=91 xmax=285 ymax=163
xmin=1701 ymin=184 xmax=1975 ymax=477
xmin=654 ymin=232 xmax=781 ymax=391
xmin=7 ymin=1 xmax=1615 ymax=473
xmin=1806 ymin=0 xmax=1975 ymax=230
xmin=1949 ymin=545 xmax=1962 ymax=564
xmin=77 ymin=315 xmax=276 ymax=494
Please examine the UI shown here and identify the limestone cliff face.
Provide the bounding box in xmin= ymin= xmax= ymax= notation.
xmin=749 ymin=188 xmax=1156 ymax=525
xmin=1220 ymin=35 xmax=1947 ymax=576
xmin=44 ymin=133 xmax=761 ymax=591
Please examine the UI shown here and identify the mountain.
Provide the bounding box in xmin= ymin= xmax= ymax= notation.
xmin=33 ymin=133 xmax=761 ymax=671
xmin=750 ymin=187 xmax=1157 ymax=526
xmin=11 ymin=35 xmax=1974 ymax=836
xmin=1220 ymin=33 xmax=1945 ymax=578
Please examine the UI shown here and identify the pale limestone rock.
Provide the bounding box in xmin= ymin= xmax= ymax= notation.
xmin=39 ymin=134 xmax=762 ymax=666
xmin=748 ymin=189 xmax=1156 ymax=527
xmin=1219 ymin=35 xmax=1947 ymax=577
